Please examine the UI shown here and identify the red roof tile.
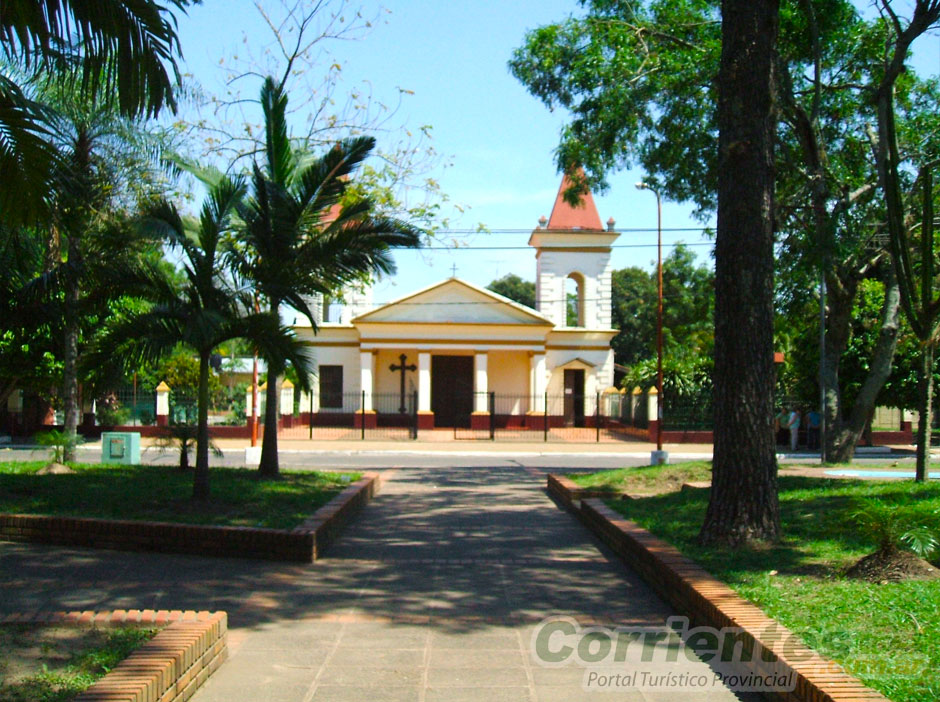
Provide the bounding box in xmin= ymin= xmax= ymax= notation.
xmin=546 ymin=173 xmax=604 ymax=231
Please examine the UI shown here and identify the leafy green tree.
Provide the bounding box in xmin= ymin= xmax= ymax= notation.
xmin=487 ymin=274 xmax=535 ymax=309
xmin=611 ymin=248 xmax=714 ymax=368
xmin=0 ymin=227 xmax=60 ymax=412
xmin=870 ymin=0 xmax=940 ymax=481
xmin=610 ymin=267 xmax=657 ymax=366
xmin=234 ymin=76 xmax=422 ymax=478
xmin=139 ymin=347 xmax=224 ymax=406
xmin=8 ymin=99 xmax=167 ymax=457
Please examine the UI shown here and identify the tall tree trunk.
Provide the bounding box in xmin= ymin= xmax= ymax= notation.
xmin=820 ymin=272 xmax=855 ymax=462
xmin=915 ymin=343 xmax=933 ymax=482
xmin=259 ymin=371 xmax=280 ymax=477
xmin=826 ymin=266 xmax=901 ymax=463
xmin=193 ymin=351 xmax=211 ymax=501
xmin=62 ymin=238 xmax=80 ymax=462
xmin=699 ymin=0 xmax=780 ymax=547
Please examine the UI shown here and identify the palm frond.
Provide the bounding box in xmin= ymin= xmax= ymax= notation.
xmin=0 ymin=74 xmax=55 ymax=225
xmin=238 ymin=312 xmax=314 ymax=394
xmin=260 ymin=76 xmax=294 ymax=186
xmin=1 ymin=0 xmax=200 ymax=118
xmin=295 ymin=135 xmax=375 ymax=213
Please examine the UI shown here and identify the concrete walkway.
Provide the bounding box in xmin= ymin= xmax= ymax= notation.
xmin=0 ymin=462 xmax=761 ymax=701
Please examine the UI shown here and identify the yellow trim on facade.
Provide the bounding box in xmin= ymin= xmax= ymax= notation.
xmin=356 ymin=320 xmax=553 ymax=327
xmin=536 ymin=247 xmax=612 ymax=257
xmin=359 ymin=338 xmax=548 ymax=347
xmin=301 ymin=341 xmax=360 ymax=347
xmin=546 ymin=345 xmax=613 ymax=351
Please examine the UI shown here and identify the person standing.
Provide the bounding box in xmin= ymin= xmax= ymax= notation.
xmin=785 ymin=407 xmax=801 ymax=451
xmin=775 ymin=407 xmax=790 ymax=445
xmin=806 ymin=409 xmax=821 ymax=449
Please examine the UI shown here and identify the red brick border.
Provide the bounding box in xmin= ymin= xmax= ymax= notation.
xmin=1 ymin=609 xmax=227 ymax=702
xmin=0 ymin=472 xmax=380 ymax=563
xmin=547 ymin=475 xmax=889 ymax=702
xmin=546 ymin=473 xmax=621 ymax=502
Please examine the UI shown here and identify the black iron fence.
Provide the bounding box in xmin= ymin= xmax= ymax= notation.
xmin=662 ymin=392 xmax=713 ymax=432
xmin=97 ymin=386 xmax=156 ymax=426
xmin=282 ymin=391 xmax=418 ymax=441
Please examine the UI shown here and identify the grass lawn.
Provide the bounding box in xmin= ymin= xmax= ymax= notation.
xmin=572 ymin=463 xmax=940 ymax=702
xmin=567 ymin=460 xmax=713 ymax=493
xmin=0 ymin=625 xmax=157 ymax=702
xmin=0 ymin=462 xmax=360 ymax=529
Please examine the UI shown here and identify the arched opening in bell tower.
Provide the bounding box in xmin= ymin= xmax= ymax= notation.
xmin=565 ymin=272 xmax=585 ymax=327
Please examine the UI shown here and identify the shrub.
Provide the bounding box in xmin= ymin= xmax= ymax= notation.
xmin=34 ymin=430 xmax=81 ymax=463
xmin=849 ymin=497 xmax=940 ymax=558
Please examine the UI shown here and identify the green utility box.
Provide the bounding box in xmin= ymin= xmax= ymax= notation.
xmin=101 ymin=432 xmax=141 ymax=465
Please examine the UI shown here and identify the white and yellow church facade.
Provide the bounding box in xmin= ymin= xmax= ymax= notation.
xmin=294 ymin=176 xmax=621 ymax=431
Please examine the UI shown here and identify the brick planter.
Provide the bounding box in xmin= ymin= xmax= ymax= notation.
xmin=0 ymin=472 xmax=380 ymax=563
xmin=549 ymin=477 xmax=889 ymax=702
xmin=1 ymin=609 xmax=227 ymax=702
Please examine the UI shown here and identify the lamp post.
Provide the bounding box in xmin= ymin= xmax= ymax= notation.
xmin=636 ymin=182 xmax=667 ymax=464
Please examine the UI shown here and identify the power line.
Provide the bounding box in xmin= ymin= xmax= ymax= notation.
xmin=414 ymin=242 xmax=712 ymax=250
xmin=324 ymin=294 xmax=709 ymax=309
xmin=421 ymin=227 xmax=711 ymax=235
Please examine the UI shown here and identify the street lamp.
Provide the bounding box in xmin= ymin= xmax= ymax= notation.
xmin=636 ymin=181 xmax=667 ymax=465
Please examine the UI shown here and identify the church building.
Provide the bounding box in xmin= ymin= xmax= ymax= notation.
xmin=295 ymin=175 xmax=620 ymax=431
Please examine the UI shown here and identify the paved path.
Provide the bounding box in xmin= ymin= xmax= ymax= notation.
xmin=1 ymin=462 xmax=761 ymax=701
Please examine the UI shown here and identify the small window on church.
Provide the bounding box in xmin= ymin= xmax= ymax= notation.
xmin=319 ymin=366 xmax=343 ymax=408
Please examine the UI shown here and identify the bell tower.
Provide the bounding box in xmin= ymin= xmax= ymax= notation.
xmin=529 ymin=173 xmax=619 ymax=329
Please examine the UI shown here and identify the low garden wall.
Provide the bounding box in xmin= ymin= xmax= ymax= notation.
xmin=1 ymin=609 xmax=227 ymax=702
xmin=0 ymin=472 xmax=380 ymax=562
xmin=547 ymin=474 xmax=888 ymax=702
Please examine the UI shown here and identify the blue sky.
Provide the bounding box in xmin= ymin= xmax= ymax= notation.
xmin=173 ymin=1 xmax=939 ymax=306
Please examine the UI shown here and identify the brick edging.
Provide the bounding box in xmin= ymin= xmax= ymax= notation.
xmin=566 ymin=491 xmax=887 ymax=702
xmin=301 ymin=471 xmax=381 ymax=558
xmin=1 ymin=609 xmax=227 ymax=702
xmin=0 ymin=471 xmax=380 ymax=563
xmin=546 ymin=473 xmax=620 ymax=503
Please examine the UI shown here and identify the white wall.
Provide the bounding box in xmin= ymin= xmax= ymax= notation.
xmin=536 ymin=249 xmax=613 ymax=328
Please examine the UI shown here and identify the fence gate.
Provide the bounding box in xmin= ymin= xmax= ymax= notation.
xmin=453 ymin=392 xmax=495 ymax=440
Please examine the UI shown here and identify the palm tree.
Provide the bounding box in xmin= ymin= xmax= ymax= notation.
xmin=236 ymin=76 xmax=422 ymax=478
xmin=1 ymin=0 xmax=197 ymax=224
xmin=89 ymin=176 xmax=312 ymax=500
xmin=11 ymin=78 xmax=176 ymax=461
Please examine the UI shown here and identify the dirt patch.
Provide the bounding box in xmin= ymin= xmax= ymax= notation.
xmin=0 ymin=625 xmax=101 ymax=683
xmin=35 ymin=463 xmax=73 ymax=475
xmin=844 ymin=548 xmax=940 ymax=583
xmin=0 ymin=624 xmax=156 ymax=701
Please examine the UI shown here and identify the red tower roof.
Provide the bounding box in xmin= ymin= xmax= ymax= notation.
xmin=546 ymin=173 xmax=604 ymax=231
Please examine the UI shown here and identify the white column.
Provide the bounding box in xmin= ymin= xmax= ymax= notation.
xmin=586 ymin=372 xmax=598 ymax=415
xmin=280 ymin=380 xmax=294 ymax=419
xmin=531 ymin=353 xmax=547 ymax=412
xmin=474 ymin=352 xmax=488 ymax=412
xmin=309 ymin=370 xmax=320 ymax=413
xmin=647 ymin=386 xmax=659 ymax=422
xmin=418 ymin=352 xmax=431 ymax=412
xmin=155 ymin=382 xmax=170 ymax=416
xmin=360 ymin=351 xmax=374 ymax=411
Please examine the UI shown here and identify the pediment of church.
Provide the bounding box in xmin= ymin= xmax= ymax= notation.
xmin=352 ymin=278 xmax=554 ymax=326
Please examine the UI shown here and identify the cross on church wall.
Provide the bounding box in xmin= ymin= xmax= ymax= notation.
xmin=389 ymin=353 xmax=417 ymax=413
